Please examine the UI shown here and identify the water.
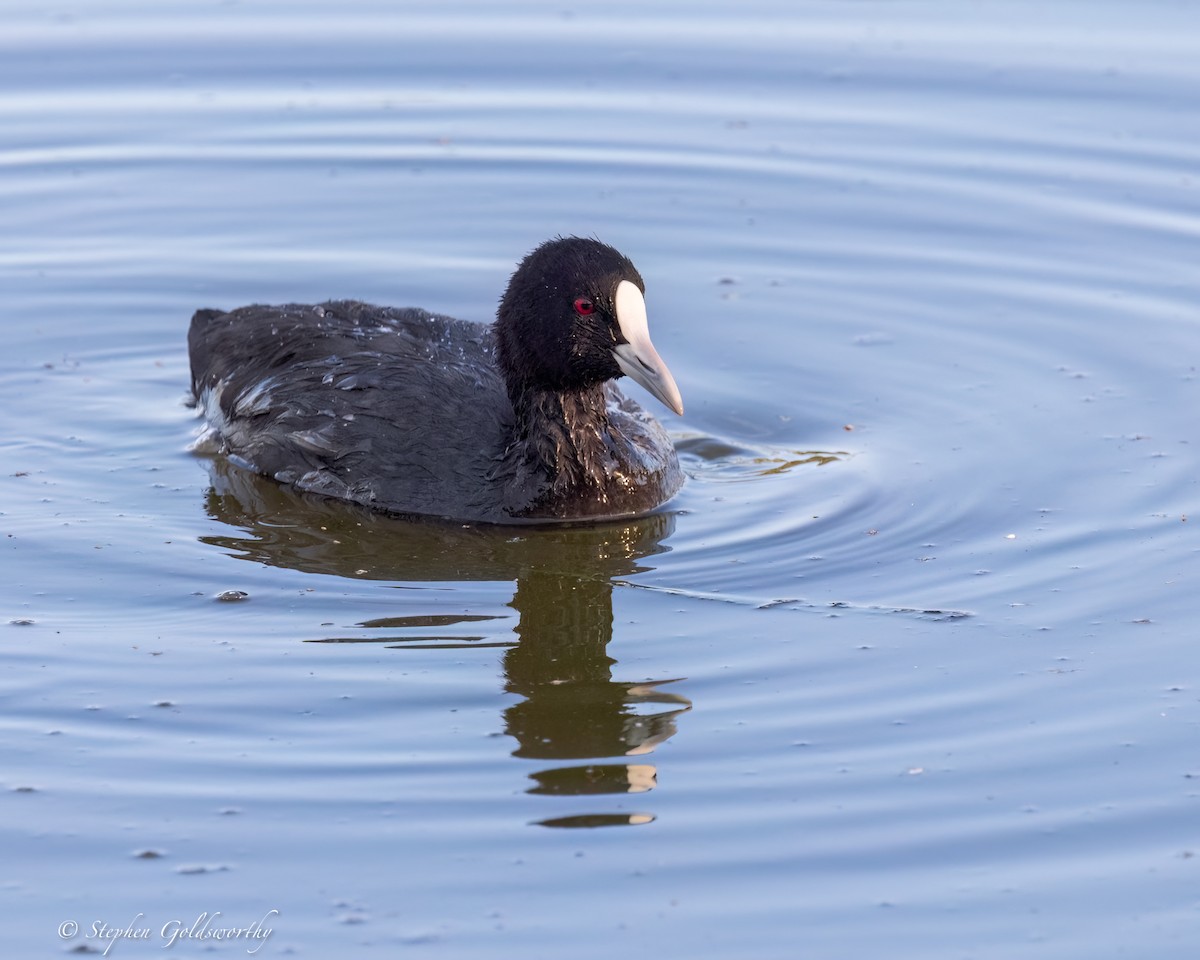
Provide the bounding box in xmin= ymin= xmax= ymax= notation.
xmin=3 ymin=1 xmax=1199 ymax=956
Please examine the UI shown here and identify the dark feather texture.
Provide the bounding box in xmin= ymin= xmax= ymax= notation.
xmin=188 ymin=238 xmax=683 ymax=524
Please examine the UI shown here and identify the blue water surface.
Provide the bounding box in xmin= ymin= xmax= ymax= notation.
xmin=2 ymin=1 xmax=1199 ymax=957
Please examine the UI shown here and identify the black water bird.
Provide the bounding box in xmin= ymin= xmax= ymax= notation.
xmin=188 ymin=237 xmax=684 ymax=524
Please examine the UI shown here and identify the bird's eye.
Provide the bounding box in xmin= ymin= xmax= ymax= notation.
xmin=573 ymin=297 xmax=596 ymax=316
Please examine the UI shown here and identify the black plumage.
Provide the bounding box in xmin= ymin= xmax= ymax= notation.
xmin=188 ymin=237 xmax=684 ymax=524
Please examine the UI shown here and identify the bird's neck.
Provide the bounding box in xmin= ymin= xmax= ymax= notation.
xmin=510 ymin=383 xmax=615 ymax=497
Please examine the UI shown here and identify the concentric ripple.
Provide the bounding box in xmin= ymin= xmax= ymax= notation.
xmin=3 ymin=2 xmax=1200 ymax=957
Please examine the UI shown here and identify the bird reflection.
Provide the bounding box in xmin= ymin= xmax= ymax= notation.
xmin=199 ymin=459 xmax=691 ymax=827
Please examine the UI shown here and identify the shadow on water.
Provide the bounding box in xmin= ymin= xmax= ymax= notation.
xmin=200 ymin=459 xmax=692 ymax=828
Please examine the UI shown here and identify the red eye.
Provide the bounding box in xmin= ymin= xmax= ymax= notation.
xmin=573 ymin=297 xmax=596 ymax=316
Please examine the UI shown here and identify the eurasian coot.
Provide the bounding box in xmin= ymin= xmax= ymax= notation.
xmin=188 ymin=237 xmax=684 ymax=524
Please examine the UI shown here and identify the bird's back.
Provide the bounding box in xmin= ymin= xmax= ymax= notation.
xmin=189 ymin=300 xmax=516 ymax=521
